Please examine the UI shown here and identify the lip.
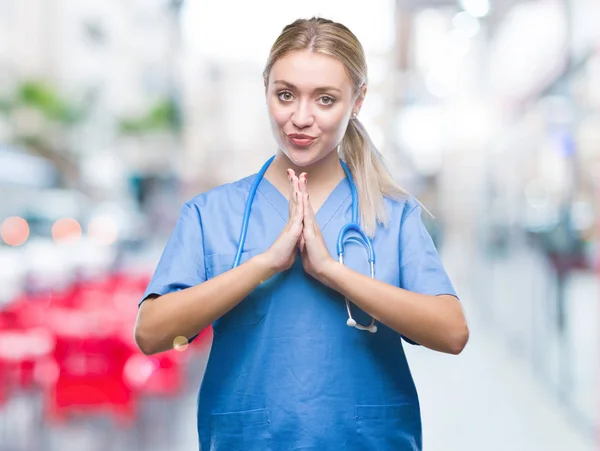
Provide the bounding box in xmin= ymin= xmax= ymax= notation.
xmin=288 ymin=133 xmax=315 ymax=139
xmin=287 ymin=133 xmax=316 ymax=147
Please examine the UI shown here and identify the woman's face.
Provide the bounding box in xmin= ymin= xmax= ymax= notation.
xmin=266 ymin=50 xmax=363 ymax=167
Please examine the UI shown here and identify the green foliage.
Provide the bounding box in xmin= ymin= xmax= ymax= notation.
xmin=17 ymin=81 xmax=83 ymax=124
xmin=119 ymin=97 xmax=180 ymax=135
xmin=0 ymin=80 xmax=85 ymax=125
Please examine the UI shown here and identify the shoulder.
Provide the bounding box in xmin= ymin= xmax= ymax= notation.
xmin=384 ymin=193 xmax=422 ymax=223
xmin=182 ymin=174 xmax=256 ymax=214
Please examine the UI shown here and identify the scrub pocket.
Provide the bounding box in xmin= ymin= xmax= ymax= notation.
xmin=206 ymin=251 xmax=271 ymax=333
xmin=210 ymin=408 xmax=272 ymax=451
xmin=355 ymin=404 xmax=421 ymax=451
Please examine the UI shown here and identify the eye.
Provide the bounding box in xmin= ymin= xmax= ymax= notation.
xmin=277 ymin=91 xmax=294 ymax=102
xmin=318 ymin=96 xmax=336 ymax=106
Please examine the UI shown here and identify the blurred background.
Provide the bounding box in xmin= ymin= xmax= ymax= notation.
xmin=0 ymin=0 xmax=598 ymax=450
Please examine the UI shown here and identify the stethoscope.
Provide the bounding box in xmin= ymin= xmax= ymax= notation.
xmin=232 ymin=155 xmax=378 ymax=333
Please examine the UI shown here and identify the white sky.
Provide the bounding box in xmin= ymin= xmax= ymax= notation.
xmin=181 ymin=0 xmax=396 ymax=64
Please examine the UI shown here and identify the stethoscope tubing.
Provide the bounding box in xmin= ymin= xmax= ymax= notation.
xmin=233 ymin=155 xmax=378 ymax=333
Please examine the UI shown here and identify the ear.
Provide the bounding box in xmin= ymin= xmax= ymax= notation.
xmin=353 ymin=84 xmax=367 ymax=115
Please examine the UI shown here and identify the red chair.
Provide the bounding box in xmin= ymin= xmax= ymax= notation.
xmin=0 ymin=300 xmax=56 ymax=393
xmin=0 ymin=358 xmax=9 ymax=407
xmin=43 ymin=309 xmax=138 ymax=427
xmin=0 ymin=328 xmax=55 ymax=389
xmin=3 ymin=269 xmax=203 ymax=428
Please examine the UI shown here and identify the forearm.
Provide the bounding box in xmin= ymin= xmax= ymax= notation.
xmin=135 ymin=254 xmax=276 ymax=355
xmin=317 ymin=261 xmax=469 ymax=354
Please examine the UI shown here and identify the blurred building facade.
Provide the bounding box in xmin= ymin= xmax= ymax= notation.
xmin=0 ymin=0 xmax=183 ymax=206
xmin=390 ymin=0 xmax=600 ymax=436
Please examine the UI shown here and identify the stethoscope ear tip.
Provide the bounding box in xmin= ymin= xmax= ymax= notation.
xmin=346 ymin=318 xmax=357 ymax=327
xmin=369 ymin=325 xmax=378 ymax=333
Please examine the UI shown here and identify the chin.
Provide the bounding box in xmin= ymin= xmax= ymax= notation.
xmin=284 ymin=148 xmax=326 ymax=168
xmin=288 ymin=155 xmax=314 ymax=167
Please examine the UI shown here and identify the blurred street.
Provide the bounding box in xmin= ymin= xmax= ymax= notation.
xmin=409 ymin=240 xmax=597 ymax=451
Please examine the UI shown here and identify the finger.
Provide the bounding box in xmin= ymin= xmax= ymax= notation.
xmin=292 ymin=173 xmax=300 ymax=197
xmin=298 ymin=236 xmax=305 ymax=252
xmin=303 ymin=192 xmax=315 ymax=232
xmin=288 ymin=169 xmax=294 ymax=215
xmin=298 ymin=173 xmax=307 ymax=193
xmin=291 ymin=175 xmax=300 ymax=216
xmin=292 ymin=174 xmax=299 ymax=211
xmin=297 ymin=190 xmax=304 ymax=219
xmin=292 ymin=190 xmax=304 ymax=232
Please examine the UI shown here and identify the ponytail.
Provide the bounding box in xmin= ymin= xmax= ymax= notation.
xmin=339 ymin=118 xmax=410 ymax=237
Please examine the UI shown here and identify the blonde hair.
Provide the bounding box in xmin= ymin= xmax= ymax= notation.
xmin=263 ymin=17 xmax=410 ymax=237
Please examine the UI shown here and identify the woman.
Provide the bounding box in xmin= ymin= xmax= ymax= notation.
xmin=134 ymin=17 xmax=469 ymax=451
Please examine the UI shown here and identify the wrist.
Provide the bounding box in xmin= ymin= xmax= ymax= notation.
xmin=252 ymin=252 xmax=279 ymax=281
xmin=314 ymin=257 xmax=340 ymax=284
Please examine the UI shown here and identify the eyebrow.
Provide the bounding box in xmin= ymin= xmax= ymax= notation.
xmin=272 ymin=80 xmax=342 ymax=94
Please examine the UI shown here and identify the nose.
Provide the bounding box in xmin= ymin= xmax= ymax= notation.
xmin=291 ymin=101 xmax=314 ymax=129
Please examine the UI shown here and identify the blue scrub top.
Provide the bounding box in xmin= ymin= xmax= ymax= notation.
xmin=141 ymin=172 xmax=457 ymax=451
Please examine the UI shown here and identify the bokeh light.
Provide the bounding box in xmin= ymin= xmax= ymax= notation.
xmin=459 ymin=0 xmax=490 ymax=18
xmin=52 ymin=218 xmax=82 ymax=243
xmin=87 ymin=215 xmax=119 ymax=246
xmin=173 ymin=336 xmax=189 ymax=352
xmin=0 ymin=216 xmax=30 ymax=246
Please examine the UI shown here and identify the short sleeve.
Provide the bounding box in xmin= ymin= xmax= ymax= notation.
xmin=399 ymin=203 xmax=458 ymax=345
xmin=139 ymin=202 xmax=206 ymax=306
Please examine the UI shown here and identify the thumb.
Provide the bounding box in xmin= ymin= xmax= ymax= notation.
xmin=298 ymin=236 xmax=305 ymax=252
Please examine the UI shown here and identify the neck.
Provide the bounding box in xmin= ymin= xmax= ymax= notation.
xmin=266 ymin=149 xmax=345 ymax=193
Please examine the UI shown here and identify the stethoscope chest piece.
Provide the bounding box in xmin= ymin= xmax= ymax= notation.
xmin=346 ymin=317 xmax=378 ymax=333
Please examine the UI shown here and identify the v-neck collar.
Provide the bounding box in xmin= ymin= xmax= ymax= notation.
xmin=255 ymin=175 xmax=351 ymax=231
